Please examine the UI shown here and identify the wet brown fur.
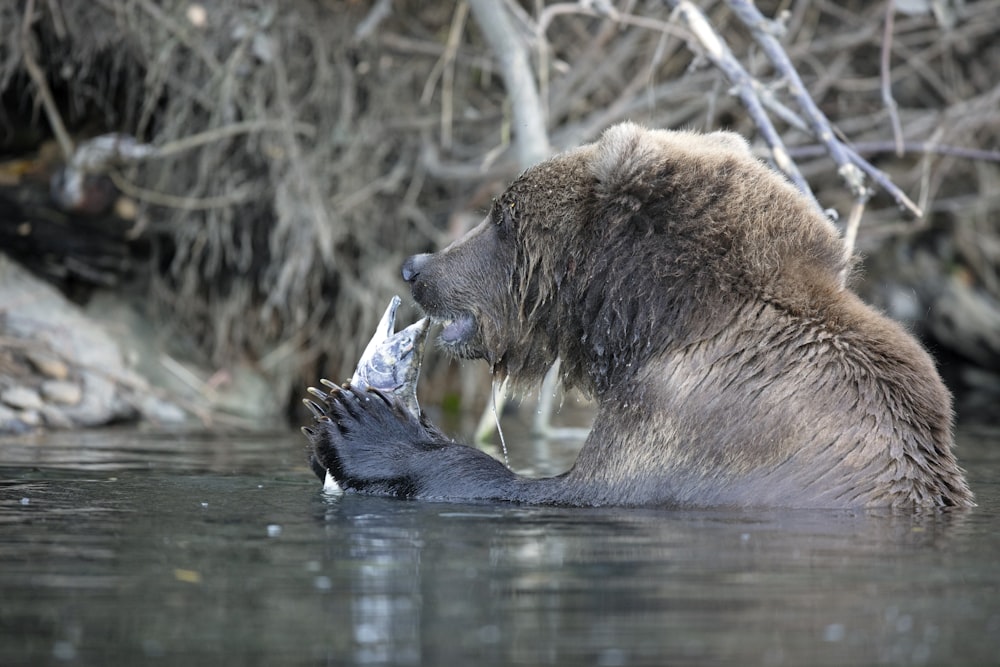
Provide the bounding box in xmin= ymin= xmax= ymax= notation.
xmin=402 ymin=122 xmax=973 ymax=508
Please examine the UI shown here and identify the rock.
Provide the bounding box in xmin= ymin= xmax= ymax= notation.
xmin=41 ymin=380 xmax=83 ymax=406
xmin=18 ymin=409 xmax=42 ymax=427
xmin=0 ymin=404 xmax=30 ymax=434
xmin=1 ymin=386 xmax=44 ymax=411
xmin=207 ymin=363 xmax=287 ymax=424
xmin=930 ymin=276 xmax=1000 ymax=371
xmin=25 ymin=351 xmax=70 ymax=380
xmin=0 ymin=253 xmax=137 ymax=428
xmin=86 ymin=291 xmax=287 ymax=428
xmin=40 ymin=406 xmax=73 ymax=429
xmin=136 ymin=395 xmax=188 ymax=424
xmin=0 ymin=253 xmax=287 ymax=432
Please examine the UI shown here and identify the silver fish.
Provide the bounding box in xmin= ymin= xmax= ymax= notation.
xmin=349 ymin=295 xmax=430 ymax=416
xmin=306 ymin=296 xmax=429 ymax=492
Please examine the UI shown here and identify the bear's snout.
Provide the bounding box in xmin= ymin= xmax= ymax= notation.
xmin=402 ymin=254 xmax=430 ymax=283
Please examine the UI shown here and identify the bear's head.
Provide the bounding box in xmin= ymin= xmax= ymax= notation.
xmin=402 ymin=122 xmax=846 ymax=395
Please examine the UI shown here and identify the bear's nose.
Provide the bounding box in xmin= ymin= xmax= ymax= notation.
xmin=401 ymin=254 xmax=430 ymax=283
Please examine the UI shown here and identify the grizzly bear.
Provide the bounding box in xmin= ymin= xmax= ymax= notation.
xmin=304 ymin=122 xmax=974 ymax=509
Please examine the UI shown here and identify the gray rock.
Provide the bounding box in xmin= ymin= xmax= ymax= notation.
xmin=86 ymin=291 xmax=287 ymax=428
xmin=41 ymin=380 xmax=83 ymax=406
xmin=1 ymin=386 xmax=44 ymax=411
xmin=40 ymin=405 xmax=73 ymax=429
xmin=18 ymin=409 xmax=42 ymax=427
xmin=0 ymin=253 xmax=287 ymax=432
xmin=0 ymin=404 xmax=29 ymax=433
xmin=0 ymin=253 xmax=136 ymax=428
xmin=26 ymin=351 xmax=70 ymax=380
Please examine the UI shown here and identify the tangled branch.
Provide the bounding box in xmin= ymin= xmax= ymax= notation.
xmin=669 ymin=1 xmax=824 ymax=216
xmin=3 ymin=0 xmax=999 ymax=419
xmin=468 ymin=0 xmax=552 ymax=168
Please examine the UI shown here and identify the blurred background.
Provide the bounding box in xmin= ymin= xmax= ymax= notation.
xmin=0 ymin=0 xmax=997 ymax=435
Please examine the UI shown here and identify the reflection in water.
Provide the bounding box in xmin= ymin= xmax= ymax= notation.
xmin=0 ymin=426 xmax=998 ymax=665
xmin=338 ymin=508 xmax=424 ymax=665
xmin=0 ymin=427 xmax=294 ymax=472
xmin=314 ymin=493 xmax=989 ymax=666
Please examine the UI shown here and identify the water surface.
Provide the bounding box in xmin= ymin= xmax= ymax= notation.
xmin=1 ymin=425 xmax=998 ymax=666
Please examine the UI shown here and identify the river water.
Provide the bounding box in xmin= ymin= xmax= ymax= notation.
xmin=1 ymin=423 xmax=998 ymax=666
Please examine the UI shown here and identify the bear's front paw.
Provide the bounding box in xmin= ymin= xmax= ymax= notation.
xmin=302 ymin=384 xmax=431 ymax=496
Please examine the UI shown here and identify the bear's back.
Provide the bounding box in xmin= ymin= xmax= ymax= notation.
xmin=556 ymin=124 xmax=973 ymax=508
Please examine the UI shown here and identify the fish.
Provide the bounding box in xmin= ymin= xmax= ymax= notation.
xmin=349 ymin=295 xmax=430 ymax=416
xmin=303 ymin=295 xmax=429 ymax=492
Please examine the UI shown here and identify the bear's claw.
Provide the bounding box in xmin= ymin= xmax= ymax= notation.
xmin=303 ymin=382 xmax=436 ymax=496
xmin=302 ymin=398 xmax=327 ymax=419
xmin=305 ymin=386 xmax=329 ymax=402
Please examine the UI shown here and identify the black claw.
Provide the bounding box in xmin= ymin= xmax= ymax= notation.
xmin=367 ymin=387 xmax=393 ymax=404
xmin=303 ymin=398 xmax=327 ymax=419
xmin=332 ymin=389 xmax=363 ymax=419
xmin=301 ymin=426 xmax=315 ymax=437
xmin=319 ymin=378 xmax=338 ymax=391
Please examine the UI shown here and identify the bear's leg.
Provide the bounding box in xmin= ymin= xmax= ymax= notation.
xmin=304 ymin=384 xmax=526 ymax=501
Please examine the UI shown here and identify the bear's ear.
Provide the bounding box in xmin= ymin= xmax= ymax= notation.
xmin=592 ymin=123 xmax=755 ymax=207
xmin=591 ymin=122 xmax=662 ymax=203
xmin=706 ymin=130 xmax=752 ymax=155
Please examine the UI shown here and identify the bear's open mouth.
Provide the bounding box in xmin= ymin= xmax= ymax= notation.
xmin=437 ymin=313 xmax=477 ymax=347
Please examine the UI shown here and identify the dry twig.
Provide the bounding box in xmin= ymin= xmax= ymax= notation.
xmin=724 ymin=0 xmax=921 ymax=218
xmin=3 ymin=0 xmax=998 ymax=418
xmin=881 ymin=0 xmax=905 ymax=156
xmin=469 ymin=0 xmax=552 ymax=168
xmin=19 ymin=0 xmax=74 ymax=159
xmin=669 ymin=1 xmax=824 ymax=215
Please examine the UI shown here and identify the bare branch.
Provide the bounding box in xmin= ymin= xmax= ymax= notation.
xmin=20 ymin=0 xmax=74 ymax=159
xmin=354 ymin=0 xmax=393 ymax=41
xmin=669 ymin=1 xmax=824 ymax=215
xmin=420 ymin=2 xmax=469 ymax=151
xmin=148 ymin=119 xmax=316 ymax=159
xmin=842 ymin=198 xmax=867 ymax=271
xmin=108 ymin=170 xmax=259 ymax=211
xmin=785 ymin=140 xmax=1000 ymax=164
xmin=469 ymin=0 xmax=551 ymax=168
xmin=881 ymin=0 xmax=905 ymax=156
xmin=724 ymin=0 xmax=921 ymax=218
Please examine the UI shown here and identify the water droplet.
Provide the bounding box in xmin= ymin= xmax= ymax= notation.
xmin=823 ymin=623 xmax=845 ymax=642
xmin=52 ymin=640 xmax=76 ymax=660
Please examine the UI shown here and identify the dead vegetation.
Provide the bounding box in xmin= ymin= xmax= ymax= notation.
xmin=1 ymin=0 xmax=998 ymax=422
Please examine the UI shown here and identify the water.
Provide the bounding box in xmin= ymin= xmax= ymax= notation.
xmin=1 ymin=425 xmax=999 ymax=666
